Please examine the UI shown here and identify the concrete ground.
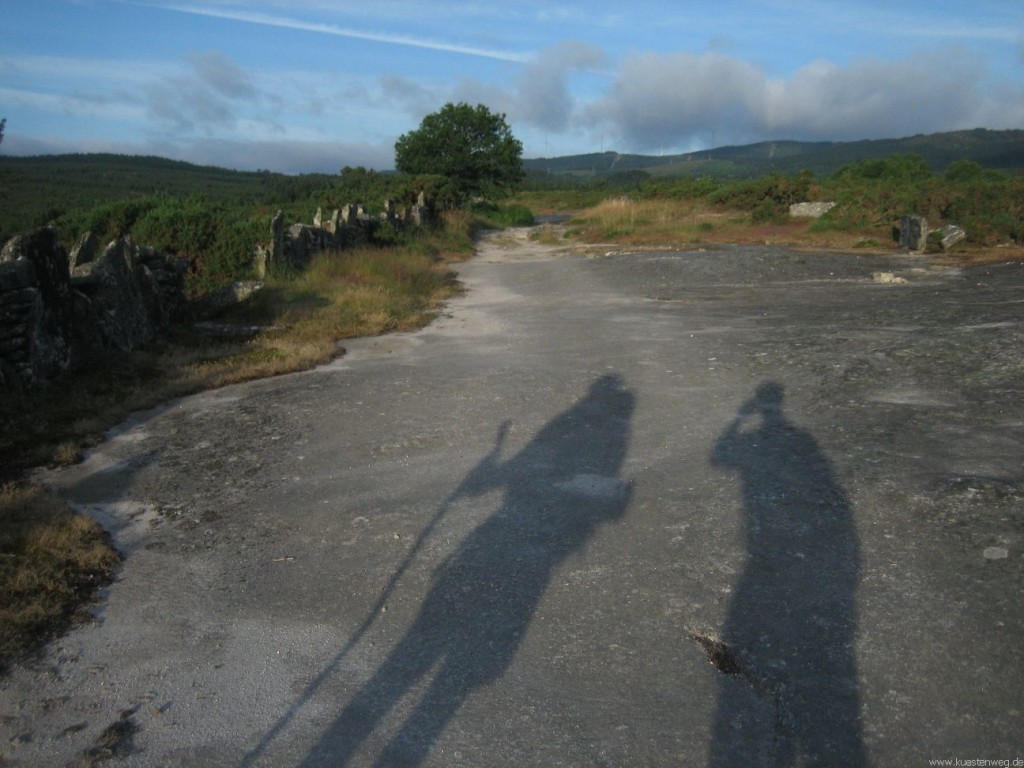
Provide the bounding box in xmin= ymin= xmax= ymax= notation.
xmin=2 ymin=227 xmax=1022 ymax=766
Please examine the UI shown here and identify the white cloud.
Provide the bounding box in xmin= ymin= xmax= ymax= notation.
xmin=147 ymin=50 xmax=263 ymax=133
xmin=442 ymin=41 xmax=607 ymax=134
xmin=587 ymin=46 xmax=1024 ymax=151
xmin=513 ymin=41 xmax=606 ymax=131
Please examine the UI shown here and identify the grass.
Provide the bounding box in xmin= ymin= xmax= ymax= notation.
xmin=0 ymin=212 xmax=475 ymax=669
xmin=567 ymin=197 xmax=749 ymax=244
xmin=563 ymin=195 xmax=923 ymax=252
xmin=0 ymin=483 xmax=121 ymax=671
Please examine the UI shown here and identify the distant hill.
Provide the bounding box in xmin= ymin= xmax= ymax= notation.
xmin=0 ymin=153 xmax=334 ymax=242
xmin=523 ymin=129 xmax=1024 ymax=180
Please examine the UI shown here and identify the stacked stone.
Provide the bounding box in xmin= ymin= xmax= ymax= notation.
xmin=0 ymin=228 xmax=187 ymax=391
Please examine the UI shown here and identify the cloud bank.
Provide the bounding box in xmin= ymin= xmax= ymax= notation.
xmin=583 ymin=47 xmax=1024 ymax=151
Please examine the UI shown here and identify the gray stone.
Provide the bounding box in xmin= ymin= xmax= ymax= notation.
xmin=0 ymin=260 xmax=37 ymax=292
xmin=79 ymin=238 xmax=155 ymax=351
xmin=190 ymin=280 xmax=264 ymax=320
xmin=899 ymin=215 xmax=929 ymax=251
xmin=70 ymin=232 xmax=98 ymax=268
xmin=788 ymin=201 xmax=836 ymax=218
xmin=0 ymin=227 xmax=188 ymax=390
xmin=938 ymin=224 xmax=966 ymax=252
xmin=269 ymin=210 xmax=285 ymax=270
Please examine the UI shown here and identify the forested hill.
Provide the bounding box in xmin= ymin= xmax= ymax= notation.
xmin=0 ymin=153 xmax=334 ymax=243
xmin=523 ymin=129 xmax=1024 ymax=180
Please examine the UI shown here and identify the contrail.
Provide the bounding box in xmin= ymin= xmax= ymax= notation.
xmin=144 ymin=2 xmax=532 ymax=63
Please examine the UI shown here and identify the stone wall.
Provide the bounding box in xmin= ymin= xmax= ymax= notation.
xmin=0 ymin=228 xmax=187 ymax=391
xmin=0 ymin=194 xmax=435 ymax=391
xmin=254 ymin=193 xmax=435 ymax=276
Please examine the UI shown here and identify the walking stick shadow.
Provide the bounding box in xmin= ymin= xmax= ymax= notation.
xmin=703 ymin=381 xmax=866 ymax=767
xmin=300 ymin=373 xmax=635 ymax=767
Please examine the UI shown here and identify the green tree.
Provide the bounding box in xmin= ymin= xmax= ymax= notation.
xmin=394 ymin=102 xmax=524 ymax=206
xmin=0 ymin=118 xmax=6 ymax=148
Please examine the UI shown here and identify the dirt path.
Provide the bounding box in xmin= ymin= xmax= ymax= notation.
xmin=2 ymin=227 xmax=1022 ymax=766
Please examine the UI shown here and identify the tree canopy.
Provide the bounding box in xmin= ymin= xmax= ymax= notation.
xmin=394 ymin=103 xmax=524 ymax=206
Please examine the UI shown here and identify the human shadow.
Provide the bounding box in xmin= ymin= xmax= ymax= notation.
xmin=301 ymin=374 xmax=635 ymax=767
xmin=705 ymin=382 xmax=865 ymax=767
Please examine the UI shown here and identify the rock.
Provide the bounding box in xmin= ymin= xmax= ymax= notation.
xmin=73 ymin=238 xmax=154 ymax=351
xmin=0 ymin=229 xmax=187 ymax=391
xmin=899 ymin=215 xmax=929 ymax=251
xmin=190 ymin=280 xmax=264 ymax=320
xmin=70 ymin=232 xmax=98 ymax=268
xmin=983 ymin=546 xmax=1009 ymax=560
xmin=873 ymin=272 xmax=907 ymax=285
xmin=269 ymin=210 xmax=285 ymax=270
xmin=938 ymin=224 xmax=966 ymax=252
xmin=0 ymin=259 xmax=37 ymax=293
xmin=789 ymin=202 xmax=836 ymax=218
xmin=0 ymin=229 xmax=74 ymax=383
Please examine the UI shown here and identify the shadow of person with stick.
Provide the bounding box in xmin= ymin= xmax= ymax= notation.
xmin=301 ymin=374 xmax=635 ymax=767
xmin=705 ymin=381 xmax=865 ymax=767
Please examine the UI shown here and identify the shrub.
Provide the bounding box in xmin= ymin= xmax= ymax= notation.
xmin=471 ymin=201 xmax=535 ymax=227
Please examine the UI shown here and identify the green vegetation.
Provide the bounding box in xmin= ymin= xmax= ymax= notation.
xmin=395 ymin=102 xmax=524 ymax=207
xmin=521 ymin=153 xmax=1023 ymax=248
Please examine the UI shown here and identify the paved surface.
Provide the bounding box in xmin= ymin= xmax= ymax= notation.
xmin=2 ymin=227 xmax=1023 ymax=766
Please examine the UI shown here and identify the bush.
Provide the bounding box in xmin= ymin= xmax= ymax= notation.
xmin=57 ymin=197 xmax=159 ymax=243
xmin=132 ymin=195 xmax=218 ymax=257
xmin=471 ymin=202 xmax=535 ymax=227
xmin=192 ymin=216 xmax=266 ymax=291
xmin=710 ymin=174 xmax=810 ymax=216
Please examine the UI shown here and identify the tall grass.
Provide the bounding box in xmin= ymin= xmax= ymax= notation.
xmin=568 ymin=197 xmax=739 ymax=243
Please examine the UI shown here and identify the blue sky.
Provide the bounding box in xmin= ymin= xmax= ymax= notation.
xmin=2 ymin=1 xmax=1022 ymax=173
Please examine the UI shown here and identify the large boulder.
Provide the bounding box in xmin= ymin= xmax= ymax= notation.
xmin=71 ymin=237 xmax=154 ymax=351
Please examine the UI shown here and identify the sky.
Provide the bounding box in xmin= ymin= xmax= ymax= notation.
xmin=1 ymin=1 xmax=1022 ymax=173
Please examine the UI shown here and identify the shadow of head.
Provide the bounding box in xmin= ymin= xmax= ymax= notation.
xmin=742 ymin=380 xmax=785 ymax=416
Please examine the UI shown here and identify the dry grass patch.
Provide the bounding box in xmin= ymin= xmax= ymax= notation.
xmin=0 ymin=483 xmax=120 ymax=671
xmin=569 ymin=198 xmax=742 ymax=244
xmin=567 ymin=197 xmax=907 ymax=252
